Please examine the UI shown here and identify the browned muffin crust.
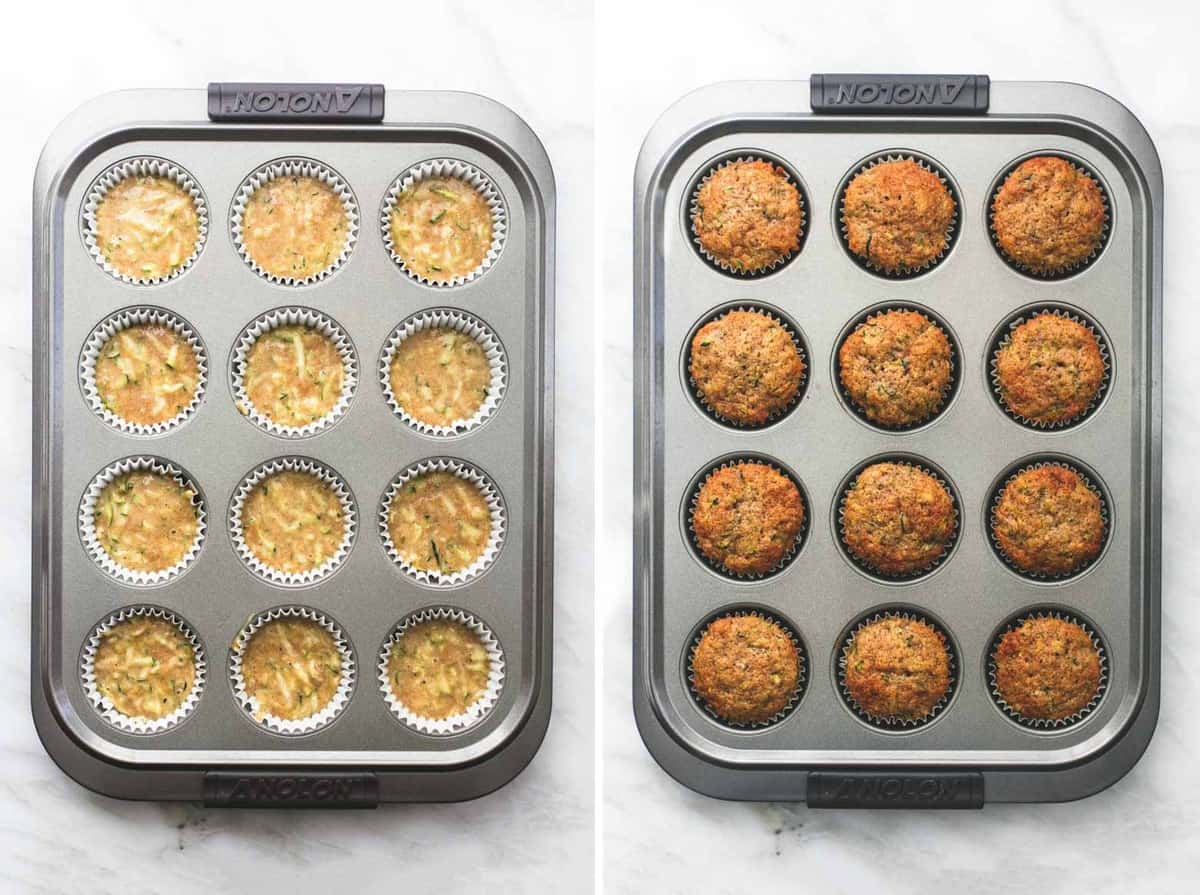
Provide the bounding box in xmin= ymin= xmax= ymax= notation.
xmin=992 ymin=465 xmax=1104 ymax=576
xmin=841 ymin=159 xmax=955 ymax=273
xmin=993 ymin=616 xmax=1101 ymax=720
xmin=995 ymin=313 xmax=1104 ymax=425
xmin=691 ymin=614 xmax=800 ymax=724
xmin=843 ymin=615 xmax=951 ymax=720
xmin=691 ymin=160 xmax=803 ymax=273
xmin=692 ymin=462 xmax=804 ymax=576
xmin=991 ymin=156 xmax=1106 ymax=274
xmin=841 ymin=462 xmax=956 ymax=576
xmin=689 ymin=310 xmax=804 ymax=425
xmin=838 ymin=310 xmax=952 ymax=426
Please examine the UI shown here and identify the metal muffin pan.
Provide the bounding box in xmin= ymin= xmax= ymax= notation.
xmin=634 ymin=77 xmax=1161 ymax=805
xmin=33 ymin=85 xmax=554 ymax=805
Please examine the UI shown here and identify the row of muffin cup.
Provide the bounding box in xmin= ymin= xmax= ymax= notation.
xmin=687 ymin=149 xmax=1111 ymax=280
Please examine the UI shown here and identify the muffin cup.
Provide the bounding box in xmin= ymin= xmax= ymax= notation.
xmin=379 ymin=458 xmax=506 ymax=587
xmin=80 ymin=605 xmax=206 ymax=735
xmin=230 ymin=307 xmax=358 ymax=438
xmin=380 ymin=158 xmax=507 ymax=288
xmin=81 ymin=156 xmax=208 ymax=286
xmin=79 ymin=456 xmax=206 ymax=586
xmin=229 ymin=605 xmax=355 ymax=736
xmin=79 ymin=306 xmax=208 ymax=436
xmin=377 ymin=606 xmax=505 ymax=735
xmin=380 ymin=308 xmax=508 ymax=437
xmin=230 ymin=157 xmax=358 ymax=286
xmin=229 ymin=457 xmax=356 ymax=586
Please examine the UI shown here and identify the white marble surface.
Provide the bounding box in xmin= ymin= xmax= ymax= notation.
xmin=598 ymin=2 xmax=1200 ymax=892
xmin=2 ymin=2 xmax=593 ymax=892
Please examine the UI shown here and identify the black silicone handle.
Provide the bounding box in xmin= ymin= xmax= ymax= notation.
xmin=807 ymin=771 xmax=984 ymax=808
xmin=811 ymin=74 xmax=989 ymax=115
xmin=204 ymin=771 xmax=379 ymax=808
xmin=207 ymin=82 xmax=385 ymax=123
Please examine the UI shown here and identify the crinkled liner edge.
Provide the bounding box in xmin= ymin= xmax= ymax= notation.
xmin=229 ymin=457 xmax=357 ymax=586
xmin=229 ymin=605 xmax=356 ymax=736
xmin=377 ymin=606 xmax=505 ymax=735
xmin=379 ymin=458 xmax=506 ymax=587
xmin=380 ymin=158 xmax=507 ymax=288
xmin=80 ymin=605 xmax=206 ymax=734
xmin=379 ymin=308 xmax=508 ymax=437
xmin=79 ymin=456 xmax=206 ymax=585
xmin=81 ymin=156 xmax=208 ymax=285
xmin=230 ymin=157 xmax=358 ymax=286
xmin=79 ymin=306 xmax=208 ymax=435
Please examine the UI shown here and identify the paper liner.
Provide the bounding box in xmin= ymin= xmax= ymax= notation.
xmin=80 ymin=605 xmax=206 ymax=735
xmin=379 ymin=308 xmax=508 ymax=437
xmin=380 ymin=159 xmax=507 ymax=287
xmin=230 ymin=157 xmax=358 ymax=286
xmin=230 ymin=307 xmax=358 ymax=438
xmin=379 ymin=458 xmax=506 ymax=587
xmin=229 ymin=605 xmax=355 ymax=736
xmin=81 ymin=156 xmax=208 ymax=285
xmin=229 ymin=457 xmax=357 ymax=586
xmin=377 ymin=606 xmax=505 ymax=735
xmin=987 ymin=607 xmax=1109 ymax=730
xmin=79 ymin=456 xmax=206 ymax=586
xmin=79 ymin=306 xmax=208 ymax=436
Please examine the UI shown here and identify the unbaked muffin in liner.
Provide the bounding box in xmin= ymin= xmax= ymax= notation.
xmin=79 ymin=306 xmax=208 ymax=436
xmin=230 ymin=307 xmax=358 ymax=438
xmin=986 ymin=607 xmax=1109 ymax=731
xmin=81 ymin=156 xmax=208 ymax=286
xmin=378 ymin=457 xmax=506 ymax=587
xmin=230 ymin=157 xmax=358 ymax=286
xmin=80 ymin=605 xmax=206 ymax=735
xmin=228 ymin=457 xmax=357 ymax=586
xmin=377 ymin=606 xmax=505 ymax=736
xmin=229 ymin=605 xmax=356 ymax=736
xmin=379 ymin=308 xmax=508 ymax=437
xmin=79 ymin=456 xmax=206 ymax=586
xmin=380 ymin=158 xmax=508 ymax=288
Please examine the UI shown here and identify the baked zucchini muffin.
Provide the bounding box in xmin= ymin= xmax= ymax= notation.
xmin=388 ymin=328 xmax=492 ymax=428
xmin=690 ymin=614 xmax=800 ymax=725
xmin=837 ymin=309 xmax=953 ymax=426
xmin=994 ymin=312 xmax=1105 ymax=426
xmin=240 ymin=174 xmax=349 ymax=280
xmin=94 ymin=323 xmax=200 ymax=426
xmin=991 ymin=156 xmax=1106 ymax=274
xmin=691 ymin=160 xmax=803 ymax=273
xmin=242 ymin=325 xmax=345 ymax=428
xmin=386 ymin=471 xmax=493 ymax=576
xmin=240 ymin=616 xmax=343 ymax=722
xmin=92 ymin=616 xmax=196 ymax=721
xmin=93 ymin=174 xmax=201 ymax=280
xmin=689 ymin=309 xmax=804 ymax=425
xmin=841 ymin=159 xmax=955 ymax=273
xmin=239 ymin=471 xmax=345 ymax=575
xmin=843 ymin=615 xmax=951 ymax=721
xmin=992 ymin=465 xmax=1105 ymax=576
xmin=388 ymin=175 xmax=495 ymax=283
xmin=993 ymin=615 xmax=1102 ymax=721
xmin=386 ymin=618 xmax=493 ymax=721
xmin=841 ymin=462 xmax=956 ymax=576
xmin=93 ymin=471 xmax=200 ymax=574
xmin=691 ymin=462 xmax=804 ymax=576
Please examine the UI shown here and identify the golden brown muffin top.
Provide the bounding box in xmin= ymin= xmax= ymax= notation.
xmin=689 ymin=310 xmax=804 ymax=425
xmin=691 ymin=615 xmax=800 ymax=724
xmin=995 ymin=313 xmax=1104 ymax=425
xmin=992 ymin=465 xmax=1104 ymax=576
xmin=841 ymin=159 xmax=955 ymax=273
xmin=993 ymin=616 xmax=1101 ymax=720
xmin=841 ymin=462 xmax=956 ymax=576
xmin=691 ymin=160 xmax=803 ymax=273
xmin=691 ymin=462 xmax=804 ymax=576
xmin=843 ymin=616 xmax=951 ymax=720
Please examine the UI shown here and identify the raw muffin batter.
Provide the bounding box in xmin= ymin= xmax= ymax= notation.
xmin=387 ymin=618 xmax=492 ymax=720
xmin=93 ymin=616 xmax=196 ymax=720
xmin=389 ymin=175 xmax=494 ymax=282
xmin=240 ymin=617 xmax=342 ymax=721
xmin=387 ymin=471 xmax=492 ymax=575
xmin=690 ymin=614 xmax=800 ymax=725
xmin=241 ymin=175 xmax=348 ymax=279
xmin=691 ymin=462 xmax=804 ymax=576
xmin=94 ymin=175 xmax=201 ymax=280
xmin=94 ymin=323 xmax=200 ymax=426
xmin=841 ymin=462 xmax=956 ymax=576
xmin=841 ymin=159 xmax=955 ymax=273
xmin=93 ymin=471 xmax=199 ymax=573
xmin=993 ymin=615 xmax=1102 ymax=720
xmin=690 ymin=160 xmax=803 ymax=273
xmin=240 ymin=471 xmax=345 ymax=575
xmin=843 ymin=615 xmax=951 ymax=720
xmin=388 ymin=327 xmax=491 ymax=427
xmin=992 ymin=465 xmax=1105 ymax=575
xmin=243 ymin=325 xmax=345 ymax=427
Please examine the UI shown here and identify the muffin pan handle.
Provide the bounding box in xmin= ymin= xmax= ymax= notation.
xmin=810 ymin=73 xmax=989 ymax=115
xmin=807 ymin=771 xmax=984 ymax=809
xmin=207 ymin=82 xmax=386 ymax=123
xmin=203 ymin=771 xmax=380 ymax=808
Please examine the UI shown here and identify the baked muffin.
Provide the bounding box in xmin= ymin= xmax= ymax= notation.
xmin=993 ymin=615 xmax=1102 ymax=720
xmin=388 ymin=327 xmax=492 ymax=428
xmin=386 ymin=471 xmax=493 ymax=575
xmin=239 ymin=471 xmax=345 ymax=575
xmin=689 ymin=309 xmax=804 ymax=425
xmin=93 ymin=471 xmax=200 ymax=574
xmin=841 ymin=159 xmax=955 ymax=273
xmin=841 ymin=462 xmax=956 ymax=576
xmin=93 ymin=174 xmax=201 ymax=280
xmin=386 ymin=618 xmax=493 ymax=721
xmin=991 ymin=156 xmax=1106 ymax=274
xmin=837 ymin=309 xmax=952 ymax=426
xmin=240 ymin=174 xmax=349 ymax=279
xmin=92 ymin=615 xmax=196 ymax=721
xmin=94 ymin=323 xmax=200 ymax=426
xmin=843 ymin=615 xmax=951 ymax=721
xmin=388 ymin=175 xmax=495 ymax=283
xmin=992 ymin=465 xmax=1104 ymax=576
xmin=691 ymin=160 xmax=803 ymax=273
xmin=691 ymin=462 xmax=804 ymax=576
xmin=241 ymin=325 xmax=345 ymax=428
xmin=239 ymin=616 xmax=343 ymax=722
xmin=690 ymin=614 xmax=800 ymax=724
xmin=994 ymin=312 xmax=1104 ymax=425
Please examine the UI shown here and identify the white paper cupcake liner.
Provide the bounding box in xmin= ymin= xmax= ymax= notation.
xmin=380 ymin=158 xmax=508 ymax=287
xmin=231 ymin=307 xmax=358 ymax=438
xmin=80 ymin=605 xmax=206 ymax=735
xmin=379 ymin=308 xmax=508 ymax=437
xmin=379 ymin=458 xmax=506 ymax=587
xmin=229 ymin=457 xmax=357 ymax=586
xmin=377 ymin=606 xmax=505 ymax=735
xmin=229 ymin=605 xmax=355 ymax=736
xmin=79 ymin=456 xmax=206 ymax=586
xmin=81 ymin=156 xmax=208 ymax=285
xmin=230 ymin=157 xmax=358 ymax=286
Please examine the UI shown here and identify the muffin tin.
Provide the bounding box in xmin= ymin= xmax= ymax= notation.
xmin=633 ymin=76 xmax=1161 ymax=805
xmin=32 ymin=85 xmax=554 ymax=805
